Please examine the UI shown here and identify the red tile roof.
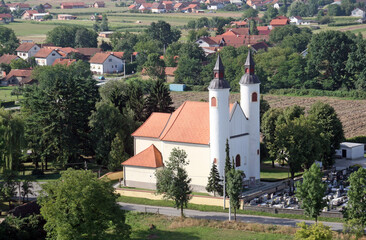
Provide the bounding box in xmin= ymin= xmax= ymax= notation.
xmin=106 ymin=51 xmax=124 ymax=59
xmin=0 ymin=54 xmax=18 ymax=64
xmin=5 ymin=69 xmax=34 ymax=84
xmin=16 ymin=43 xmax=38 ymax=53
xmin=122 ymin=144 xmax=164 ymax=168
xmin=52 ymin=58 xmax=76 ymax=66
xmin=89 ymin=52 xmax=110 ymax=63
xmin=270 ymin=18 xmax=289 ymax=26
xmin=223 ymin=28 xmax=249 ymax=36
xmin=132 ymin=112 xmax=171 ymax=138
xmin=0 ymin=14 xmax=12 ymax=19
xmin=23 ymin=10 xmax=39 ymax=16
xmin=61 ymin=2 xmax=85 ymax=7
xmin=34 ymin=48 xmax=58 ymax=58
xmin=76 ymin=48 xmax=102 ymax=57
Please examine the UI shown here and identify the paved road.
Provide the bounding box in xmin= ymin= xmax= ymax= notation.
xmin=118 ymin=202 xmax=344 ymax=231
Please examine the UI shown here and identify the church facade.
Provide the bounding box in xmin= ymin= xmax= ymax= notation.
xmin=122 ymin=51 xmax=261 ymax=192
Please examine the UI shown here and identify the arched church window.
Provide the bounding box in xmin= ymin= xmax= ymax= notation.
xmin=235 ymin=154 xmax=241 ymax=167
xmin=252 ymin=92 xmax=258 ymax=102
xmin=211 ymin=97 xmax=217 ymax=107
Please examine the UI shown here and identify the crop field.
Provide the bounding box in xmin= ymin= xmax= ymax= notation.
xmin=170 ymin=92 xmax=366 ymax=138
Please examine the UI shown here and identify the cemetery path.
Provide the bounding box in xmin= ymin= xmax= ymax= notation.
xmin=118 ymin=202 xmax=344 ymax=231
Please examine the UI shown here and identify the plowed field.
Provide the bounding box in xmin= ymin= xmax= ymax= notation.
xmin=170 ymin=92 xmax=366 ymax=138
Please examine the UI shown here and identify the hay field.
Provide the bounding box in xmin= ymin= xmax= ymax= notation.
xmin=170 ymin=92 xmax=366 ymax=138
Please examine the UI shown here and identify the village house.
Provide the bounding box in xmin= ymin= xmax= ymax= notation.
xmin=139 ymin=3 xmax=153 ymax=12
xmin=31 ymin=13 xmax=50 ymax=21
xmin=21 ymin=10 xmax=38 ymax=20
xmin=43 ymin=3 xmax=52 ymax=9
xmin=34 ymin=48 xmax=63 ymax=66
xmin=122 ymin=53 xmax=261 ymax=191
xmin=89 ymin=52 xmax=124 ymax=75
xmin=58 ymin=14 xmax=77 ymax=20
xmin=351 ymin=8 xmax=366 ymax=18
xmin=60 ymin=2 xmax=86 ymax=9
xmin=207 ymin=2 xmax=225 ymax=10
xmin=7 ymin=3 xmax=31 ymax=12
xmin=99 ymin=31 xmax=114 ymax=38
xmin=75 ymin=48 xmax=102 ymax=60
xmin=0 ymin=54 xmax=19 ymax=65
xmin=93 ymin=1 xmax=105 ymax=8
xmin=165 ymin=67 xmax=177 ymax=83
xmin=16 ymin=42 xmax=40 ymax=60
xmin=0 ymin=13 xmax=14 ymax=23
xmin=151 ymin=2 xmax=165 ymax=13
xmin=2 ymin=69 xmax=35 ymax=86
xmin=289 ymin=16 xmax=303 ymax=25
xmin=270 ymin=16 xmax=289 ymax=28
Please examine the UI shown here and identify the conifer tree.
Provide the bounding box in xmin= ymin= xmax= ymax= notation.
xmin=224 ymin=139 xmax=232 ymax=175
xmin=145 ymin=79 xmax=174 ymax=118
xmin=100 ymin=14 xmax=109 ymax=31
xmin=206 ymin=163 xmax=223 ymax=197
xmin=108 ymin=133 xmax=128 ymax=171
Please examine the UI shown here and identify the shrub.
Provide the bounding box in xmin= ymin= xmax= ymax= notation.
xmin=295 ymin=222 xmax=333 ymax=240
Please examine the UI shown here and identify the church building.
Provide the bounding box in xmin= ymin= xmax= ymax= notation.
xmin=122 ymin=50 xmax=261 ymax=192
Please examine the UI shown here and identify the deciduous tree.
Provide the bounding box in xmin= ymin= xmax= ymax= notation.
xmin=38 ymin=169 xmax=131 ymax=239
xmin=156 ymin=148 xmax=192 ymax=217
xmin=0 ymin=26 xmax=19 ymax=55
xmin=226 ymin=168 xmax=244 ymax=221
xmin=295 ymin=163 xmax=327 ymax=223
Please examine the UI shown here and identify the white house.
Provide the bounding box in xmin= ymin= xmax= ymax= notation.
xmin=290 ymin=16 xmax=303 ymax=25
xmin=351 ymin=8 xmax=366 ymax=18
xmin=336 ymin=142 xmax=365 ymax=160
xmin=31 ymin=13 xmax=50 ymax=21
xmin=89 ymin=52 xmax=124 ymax=75
xmin=122 ymin=52 xmax=261 ymax=192
xmin=151 ymin=2 xmax=165 ymax=13
xmin=207 ymin=3 xmax=224 ymax=10
xmin=16 ymin=42 xmax=40 ymax=60
xmin=34 ymin=48 xmax=63 ymax=66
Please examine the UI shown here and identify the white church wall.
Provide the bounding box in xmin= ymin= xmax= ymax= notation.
xmin=124 ymin=166 xmax=159 ymax=190
xmin=229 ymin=103 xmax=248 ymax=137
xmin=230 ymin=135 xmax=250 ymax=179
xmin=162 ymin=141 xmax=211 ymax=192
xmin=134 ymin=137 xmax=162 ymax=155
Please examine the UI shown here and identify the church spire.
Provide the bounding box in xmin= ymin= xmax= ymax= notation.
xmin=239 ymin=49 xmax=260 ymax=84
xmin=208 ymin=54 xmax=230 ymax=89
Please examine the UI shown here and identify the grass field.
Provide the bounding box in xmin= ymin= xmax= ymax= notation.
xmin=0 ymin=86 xmax=22 ymax=102
xmin=127 ymin=212 xmax=295 ymax=240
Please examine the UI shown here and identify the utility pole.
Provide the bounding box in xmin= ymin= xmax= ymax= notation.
xmin=229 ymin=198 xmax=231 ymax=221
xmin=123 ymin=60 xmax=126 ymax=78
xmin=223 ymin=173 xmax=226 ymax=209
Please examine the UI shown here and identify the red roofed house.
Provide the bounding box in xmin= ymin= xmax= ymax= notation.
xmin=165 ymin=66 xmax=177 ymax=82
xmin=93 ymin=1 xmax=105 ymax=8
xmin=2 ymin=69 xmax=35 ymax=86
xmin=138 ymin=3 xmax=153 ymax=12
xmin=0 ymin=14 xmax=14 ymax=23
xmin=0 ymin=54 xmax=19 ymax=65
xmin=16 ymin=42 xmax=41 ymax=60
xmin=7 ymin=3 xmax=31 ymax=12
xmin=123 ymin=53 xmax=261 ymax=191
xmin=60 ymin=2 xmax=85 ymax=9
xmin=21 ymin=10 xmax=38 ymax=20
xmin=43 ymin=3 xmax=52 ymax=9
xmin=89 ymin=52 xmax=123 ymax=74
xmin=76 ymin=48 xmax=102 ymax=59
xmin=151 ymin=2 xmax=165 ymax=13
xmin=34 ymin=48 xmax=63 ymax=66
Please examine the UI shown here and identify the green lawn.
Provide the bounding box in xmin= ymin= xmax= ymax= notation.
xmin=117 ymin=195 xmax=344 ymax=223
xmin=126 ymin=211 xmax=295 ymax=240
xmin=260 ymin=163 xmax=303 ymax=182
xmin=0 ymin=86 xmax=22 ymax=102
xmin=4 ymin=21 xmax=56 ymax=37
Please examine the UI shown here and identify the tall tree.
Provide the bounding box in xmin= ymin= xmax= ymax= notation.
xmin=224 ymin=139 xmax=232 ymax=175
xmin=344 ymin=168 xmax=366 ymax=228
xmin=249 ymin=19 xmax=258 ymax=35
xmin=100 ymin=14 xmax=109 ymax=31
xmin=38 ymin=169 xmax=131 ymax=239
xmin=20 ymin=178 xmax=33 ymax=202
xmin=74 ymin=27 xmax=98 ymax=48
xmin=145 ymin=21 xmax=181 ymax=47
xmin=307 ymin=30 xmax=355 ymax=90
xmin=156 ymin=148 xmax=192 ymax=217
xmin=9 ymin=58 xmax=30 ymax=70
xmin=295 ymin=163 xmax=327 ymax=223
xmin=46 ymin=26 xmax=98 ymax=48
xmin=346 ymin=37 xmax=366 ymax=90
xmin=261 ymin=108 xmax=283 ymax=168
xmin=22 ymin=62 xmax=99 ymax=169
xmin=308 ymin=101 xmax=344 ymax=169
xmin=206 ymin=163 xmax=223 ymax=197
xmin=145 ymin=79 xmax=174 ymax=118
xmin=226 ymin=168 xmax=244 ymax=221
xmin=0 ymin=109 xmax=24 ymax=171
xmin=108 ymin=133 xmax=128 ymax=171
xmin=0 ymin=26 xmax=19 ymax=55
xmin=143 ymin=53 xmax=166 ymax=80
xmin=0 ymin=170 xmax=17 ymax=207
